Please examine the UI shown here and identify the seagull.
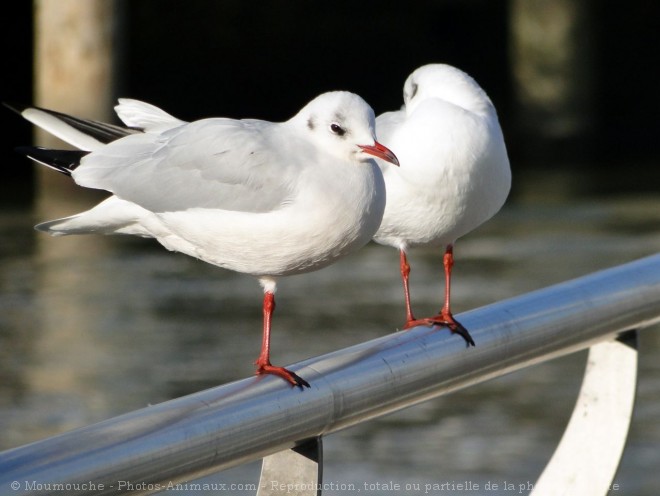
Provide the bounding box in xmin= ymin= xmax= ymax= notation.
xmin=373 ymin=64 xmax=511 ymax=346
xmin=7 ymin=92 xmax=399 ymax=388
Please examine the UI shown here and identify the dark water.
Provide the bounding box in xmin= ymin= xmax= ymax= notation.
xmin=0 ymin=169 xmax=659 ymax=495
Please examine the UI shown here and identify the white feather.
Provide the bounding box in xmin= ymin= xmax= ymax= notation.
xmin=20 ymin=108 xmax=105 ymax=151
xmin=115 ymin=98 xmax=186 ymax=132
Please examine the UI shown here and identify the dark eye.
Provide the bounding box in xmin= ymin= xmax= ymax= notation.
xmin=330 ymin=123 xmax=346 ymax=136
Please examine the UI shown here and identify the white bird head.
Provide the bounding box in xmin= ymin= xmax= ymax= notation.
xmin=402 ymin=64 xmax=495 ymax=118
xmin=293 ymin=91 xmax=399 ymax=166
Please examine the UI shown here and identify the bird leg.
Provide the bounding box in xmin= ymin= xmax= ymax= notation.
xmin=436 ymin=245 xmax=475 ymax=346
xmin=399 ymin=250 xmax=416 ymax=323
xmin=254 ymin=291 xmax=310 ymax=389
xmin=402 ymin=245 xmax=475 ymax=347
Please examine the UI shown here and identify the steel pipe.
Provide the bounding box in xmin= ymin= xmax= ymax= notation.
xmin=1 ymin=254 xmax=659 ymax=495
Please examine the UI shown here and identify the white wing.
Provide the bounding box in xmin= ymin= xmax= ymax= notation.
xmin=375 ymin=108 xmax=406 ymax=145
xmin=114 ymin=98 xmax=186 ymax=132
xmin=374 ymin=108 xmax=406 ymax=174
xmin=73 ymin=118 xmax=303 ymax=213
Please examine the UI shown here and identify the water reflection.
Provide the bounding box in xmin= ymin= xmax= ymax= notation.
xmin=0 ymin=170 xmax=659 ymax=494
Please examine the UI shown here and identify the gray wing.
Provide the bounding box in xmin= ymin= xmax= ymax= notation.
xmin=72 ymin=118 xmax=300 ymax=213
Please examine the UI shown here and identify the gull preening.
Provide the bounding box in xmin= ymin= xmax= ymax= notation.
xmin=373 ymin=64 xmax=511 ymax=345
xmin=8 ymin=92 xmax=399 ymax=388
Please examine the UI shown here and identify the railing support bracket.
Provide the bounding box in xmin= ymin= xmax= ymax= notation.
xmin=532 ymin=330 xmax=638 ymax=495
xmin=257 ymin=437 xmax=323 ymax=496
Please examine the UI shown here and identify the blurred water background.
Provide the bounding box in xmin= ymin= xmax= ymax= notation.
xmin=1 ymin=1 xmax=659 ymax=495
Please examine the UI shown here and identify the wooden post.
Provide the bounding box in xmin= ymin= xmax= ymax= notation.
xmin=509 ymin=0 xmax=595 ymax=161
xmin=29 ymin=0 xmax=121 ymax=422
xmin=34 ymin=0 xmax=117 ymax=122
xmin=33 ymin=0 xmax=118 ymax=193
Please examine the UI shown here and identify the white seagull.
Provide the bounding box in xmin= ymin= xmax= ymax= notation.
xmin=373 ymin=64 xmax=511 ymax=345
xmin=8 ymin=92 xmax=399 ymax=388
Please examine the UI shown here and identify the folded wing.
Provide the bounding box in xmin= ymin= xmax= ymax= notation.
xmin=73 ymin=118 xmax=300 ymax=213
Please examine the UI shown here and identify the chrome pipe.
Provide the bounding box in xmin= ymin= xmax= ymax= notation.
xmin=1 ymin=254 xmax=659 ymax=495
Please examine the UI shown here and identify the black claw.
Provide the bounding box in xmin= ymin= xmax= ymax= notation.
xmin=255 ymin=365 xmax=311 ymax=389
xmin=292 ymin=373 xmax=311 ymax=390
xmin=403 ymin=316 xmax=476 ymax=347
xmin=448 ymin=322 xmax=476 ymax=347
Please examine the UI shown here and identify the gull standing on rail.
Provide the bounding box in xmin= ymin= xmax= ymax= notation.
xmin=373 ymin=64 xmax=511 ymax=346
xmin=7 ymin=91 xmax=399 ymax=388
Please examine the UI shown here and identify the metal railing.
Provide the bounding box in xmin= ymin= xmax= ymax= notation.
xmin=1 ymin=253 xmax=659 ymax=496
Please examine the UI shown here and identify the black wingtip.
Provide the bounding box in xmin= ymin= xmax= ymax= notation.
xmin=15 ymin=146 xmax=88 ymax=176
xmin=3 ymin=101 xmax=29 ymax=115
xmin=5 ymin=101 xmax=138 ymax=144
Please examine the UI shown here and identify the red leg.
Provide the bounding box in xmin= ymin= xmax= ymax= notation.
xmin=254 ymin=291 xmax=310 ymax=388
xmin=399 ymin=250 xmax=417 ymax=324
xmin=404 ymin=245 xmax=475 ymax=347
xmin=440 ymin=244 xmax=455 ymax=320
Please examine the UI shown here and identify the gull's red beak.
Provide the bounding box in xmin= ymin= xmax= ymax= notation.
xmin=359 ymin=141 xmax=400 ymax=166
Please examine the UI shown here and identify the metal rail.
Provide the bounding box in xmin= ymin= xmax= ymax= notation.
xmin=1 ymin=254 xmax=659 ymax=495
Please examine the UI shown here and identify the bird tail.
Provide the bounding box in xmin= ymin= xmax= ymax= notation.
xmin=3 ymin=102 xmax=137 ymax=152
xmin=34 ymin=196 xmax=152 ymax=237
xmin=5 ymin=101 xmax=171 ymax=238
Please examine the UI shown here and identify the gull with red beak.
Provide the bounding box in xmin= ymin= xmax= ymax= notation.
xmin=8 ymin=91 xmax=398 ymax=388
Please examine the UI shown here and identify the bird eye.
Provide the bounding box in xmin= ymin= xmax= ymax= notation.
xmin=329 ymin=123 xmax=346 ymax=136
